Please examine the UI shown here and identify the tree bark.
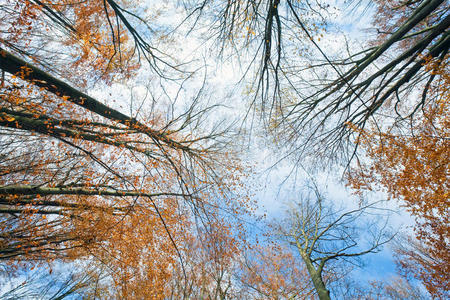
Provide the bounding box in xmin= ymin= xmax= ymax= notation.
xmin=302 ymin=255 xmax=331 ymax=300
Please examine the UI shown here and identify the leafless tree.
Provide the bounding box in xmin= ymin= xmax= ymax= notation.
xmin=273 ymin=0 xmax=449 ymax=164
xmin=273 ymin=182 xmax=394 ymax=300
xmin=180 ymin=0 xmax=448 ymax=166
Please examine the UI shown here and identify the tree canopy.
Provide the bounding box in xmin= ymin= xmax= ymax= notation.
xmin=0 ymin=0 xmax=448 ymax=298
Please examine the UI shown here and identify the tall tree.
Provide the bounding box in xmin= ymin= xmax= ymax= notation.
xmin=346 ymin=52 xmax=449 ymax=297
xmin=239 ymin=243 xmax=314 ymax=299
xmin=0 ymin=0 xmax=184 ymax=85
xmin=272 ymin=183 xmax=393 ymax=300
xmin=269 ymin=0 xmax=449 ymax=163
xmin=0 ymin=1 xmax=251 ymax=296
xmin=350 ymin=275 xmax=431 ymax=300
xmin=175 ymin=0 xmax=448 ymax=168
xmin=393 ymin=235 xmax=449 ymax=299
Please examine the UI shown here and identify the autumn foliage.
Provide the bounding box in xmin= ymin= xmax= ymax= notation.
xmin=239 ymin=243 xmax=314 ymax=299
xmin=1 ymin=0 xmax=143 ymax=85
xmin=0 ymin=1 xmax=253 ymax=298
xmin=347 ymin=55 xmax=449 ymax=297
xmin=0 ymin=62 xmax=250 ymax=296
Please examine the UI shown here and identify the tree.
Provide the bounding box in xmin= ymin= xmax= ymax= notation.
xmin=0 ymin=0 xmax=182 ymax=85
xmin=272 ymin=183 xmax=393 ymax=300
xmin=165 ymin=217 xmax=244 ymax=299
xmin=1 ymin=0 xmax=446 ymax=298
xmin=0 ymin=54 xmax=251 ymax=296
xmin=0 ymin=1 xmax=251 ymax=296
xmin=239 ymin=243 xmax=314 ymax=299
xmin=267 ymin=0 xmax=449 ymax=163
xmin=0 ymin=263 xmax=106 ymax=299
xmin=172 ymin=0 xmax=448 ymax=171
xmin=351 ymin=276 xmax=430 ymax=300
xmin=392 ymin=235 xmax=449 ymax=299
xmin=7 ymin=0 xmax=444 ymax=165
xmin=346 ymin=54 xmax=449 ymax=297
xmin=180 ymin=0 xmax=329 ymax=113
xmin=178 ymin=6 xmax=449 ymax=295
xmin=186 ymin=0 xmax=446 ymax=164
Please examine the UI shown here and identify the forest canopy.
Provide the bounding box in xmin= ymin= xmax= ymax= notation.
xmin=0 ymin=0 xmax=448 ymax=299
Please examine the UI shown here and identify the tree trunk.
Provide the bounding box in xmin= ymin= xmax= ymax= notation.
xmin=302 ymin=256 xmax=331 ymax=300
